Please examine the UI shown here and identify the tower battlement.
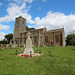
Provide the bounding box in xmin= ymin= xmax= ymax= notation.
xmin=13 ymin=16 xmax=26 ymax=39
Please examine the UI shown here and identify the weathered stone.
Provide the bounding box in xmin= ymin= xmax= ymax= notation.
xmin=10 ymin=16 xmax=65 ymax=47
xmin=23 ymin=32 xmax=34 ymax=55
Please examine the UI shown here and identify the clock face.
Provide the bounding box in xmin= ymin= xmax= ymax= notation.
xmin=16 ymin=25 xmax=19 ymax=28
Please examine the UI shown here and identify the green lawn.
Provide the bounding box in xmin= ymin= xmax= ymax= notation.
xmin=0 ymin=46 xmax=75 ymax=75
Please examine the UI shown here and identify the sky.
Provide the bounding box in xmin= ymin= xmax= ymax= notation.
xmin=0 ymin=0 xmax=75 ymax=40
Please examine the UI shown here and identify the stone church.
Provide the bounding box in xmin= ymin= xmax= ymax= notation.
xmin=10 ymin=16 xmax=65 ymax=47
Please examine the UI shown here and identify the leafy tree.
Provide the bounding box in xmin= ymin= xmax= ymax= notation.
xmin=70 ymin=38 xmax=75 ymax=46
xmin=0 ymin=26 xmax=35 ymax=44
xmin=5 ymin=33 xmax=13 ymax=44
xmin=66 ymin=34 xmax=75 ymax=46
xmin=0 ymin=39 xmax=7 ymax=44
xmin=26 ymin=26 xmax=35 ymax=31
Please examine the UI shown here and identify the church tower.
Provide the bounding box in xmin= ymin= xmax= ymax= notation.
xmin=13 ymin=16 xmax=26 ymax=39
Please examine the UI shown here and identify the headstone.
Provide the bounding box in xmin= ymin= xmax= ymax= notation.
xmin=23 ymin=32 xmax=34 ymax=55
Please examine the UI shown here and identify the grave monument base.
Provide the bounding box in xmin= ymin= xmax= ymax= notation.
xmin=23 ymin=48 xmax=34 ymax=55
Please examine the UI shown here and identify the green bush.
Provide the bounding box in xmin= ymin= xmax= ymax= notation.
xmin=70 ymin=38 xmax=75 ymax=46
xmin=66 ymin=34 xmax=75 ymax=46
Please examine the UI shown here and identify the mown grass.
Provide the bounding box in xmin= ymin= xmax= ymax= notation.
xmin=0 ymin=46 xmax=75 ymax=75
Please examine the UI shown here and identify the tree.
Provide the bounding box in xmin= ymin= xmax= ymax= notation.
xmin=0 ymin=39 xmax=7 ymax=44
xmin=26 ymin=26 xmax=35 ymax=31
xmin=0 ymin=26 xmax=35 ymax=44
xmin=5 ymin=33 xmax=13 ymax=44
xmin=66 ymin=34 xmax=75 ymax=46
xmin=70 ymin=38 xmax=75 ymax=46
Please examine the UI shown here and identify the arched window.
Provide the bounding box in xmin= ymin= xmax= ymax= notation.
xmin=55 ymin=36 xmax=59 ymax=43
xmin=45 ymin=36 xmax=48 ymax=43
xmin=23 ymin=20 xmax=24 ymax=24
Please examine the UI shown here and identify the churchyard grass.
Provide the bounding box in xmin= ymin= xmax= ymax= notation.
xmin=0 ymin=46 xmax=75 ymax=75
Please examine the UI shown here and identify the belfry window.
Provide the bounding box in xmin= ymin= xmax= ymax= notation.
xmin=34 ymin=37 xmax=37 ymax=43
xmin=45 ymin=36 xmax=48 ymax=43
xmin=23 ymin=20 xmax=24 ymax=24
xmin=16 ymin=19 xmax=19 ymax=24
xmin=55 ymin=36 xmax=59 ymax=43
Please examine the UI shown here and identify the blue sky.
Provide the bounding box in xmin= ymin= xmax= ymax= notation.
xmin=0 ymin=0 xmax=75 ymax=40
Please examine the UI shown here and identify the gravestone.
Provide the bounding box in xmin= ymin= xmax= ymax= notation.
xmin=23 ymin=32 xmax=34 ymax=55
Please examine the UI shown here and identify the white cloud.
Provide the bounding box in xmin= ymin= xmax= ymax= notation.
xmin=10 ymin=0 xmax=33 ymax=4
xmin=35 ymin=17 xmax=40 ymax=21
xmin=42 ymin=0 xmax=47 ymax=2
xmin=0 ymin=3 xmax=35 ymax=24
xmin=23 ymin=0 xmax=33 ymax=3
xmin=31 ymin=11 xmax=75 ymax=35
xmin=0 ymin=3 xmax=2 ymax=6
xmin=0 ymin=0 xmax=34 ymax=40
xmin=0 ymin=1 xmax=75 ymax=36
xmin=0 ymin=32 xmax=6 ymax=41
xmin=0 ymin=24 xmax=10 ymax=30
xmin=0 ymin=0 xmax=75 ymax=40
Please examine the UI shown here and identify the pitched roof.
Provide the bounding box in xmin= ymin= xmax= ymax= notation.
xmin=44 ymin=28 xmax=64 ymax=33
xmin=20 ymin=27 xmax=44 ymax=33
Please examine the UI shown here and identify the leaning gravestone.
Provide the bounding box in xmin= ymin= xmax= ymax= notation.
xmin=23 ymin=32 xmax=34 ymax=55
